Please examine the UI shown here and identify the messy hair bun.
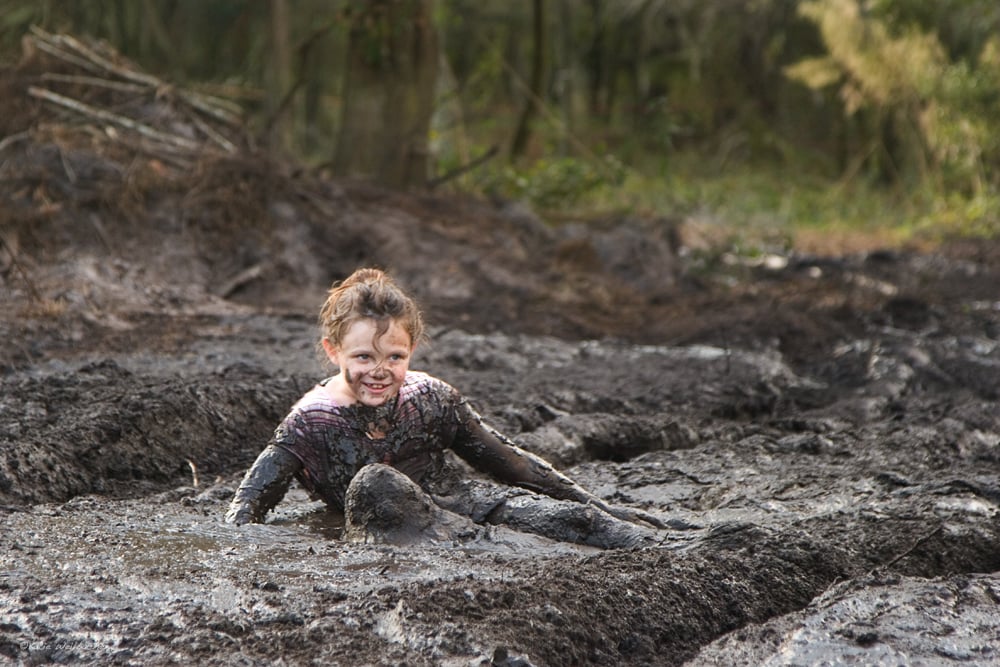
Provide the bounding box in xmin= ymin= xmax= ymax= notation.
xmin=318 ymin=267 xmax=425 ymax=348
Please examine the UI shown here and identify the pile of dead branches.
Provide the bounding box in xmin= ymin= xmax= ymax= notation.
xmin=1 ymin=27 xmax=250 ymax=173
xmin=0 ymin=29 xmax=282 ymax=309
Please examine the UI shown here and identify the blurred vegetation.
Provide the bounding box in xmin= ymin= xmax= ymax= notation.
xmin=1 ymin=0 xmax=998 ymax=251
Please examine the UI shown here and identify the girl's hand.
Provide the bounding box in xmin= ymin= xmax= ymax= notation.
xmin=601 ymin=503 xmax=668 ymax=529
xmin=584 ymin=495 xmax=667 ymax=529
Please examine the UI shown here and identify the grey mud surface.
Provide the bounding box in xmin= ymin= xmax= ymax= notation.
xmin=3 ymin=295 xmax=1000 ymax=666
xmin=3 ymin=43 xmax=1000 ymax=664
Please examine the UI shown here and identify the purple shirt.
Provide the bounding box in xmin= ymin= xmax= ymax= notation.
xmin=273 ymin=371 xmax=467 ymax=511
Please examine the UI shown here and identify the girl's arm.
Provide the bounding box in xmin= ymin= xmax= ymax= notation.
xmin=224 ymin=445 xmax=302 ymax=525
xmin=449 ymin=397 xmax=664 ymax=527
xmin=453 ymin=400 xmax=589 ymax=501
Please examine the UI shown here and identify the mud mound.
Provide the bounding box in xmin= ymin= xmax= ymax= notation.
xmin=0 ymin=359 xmax=300 ymax=505
xmin=0 ymin=31 xmax=683 ymax=358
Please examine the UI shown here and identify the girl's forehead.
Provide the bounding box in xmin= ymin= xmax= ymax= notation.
xmin=341 ymin=317 xmax=412 ymax=347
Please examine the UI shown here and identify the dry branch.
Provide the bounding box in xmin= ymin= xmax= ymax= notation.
xmin=27 ymin=34 xmax=106 ymax=75
xmin=40 ymin=73 xmax=149 ymax=94
xmin=0 ymin=131 xmax=31 ymax=154
xmin=184 ymin=109 xmax=238 ymax=153
xmin=28 ymin=86 xmax=204 ymax=152
xmin=27 ymin=27 xmax=244 ymax=129
xmin=31 ymin=27 xmax=163 ymax=90
xmin=216 ymin=263 xmax=265 ymax=298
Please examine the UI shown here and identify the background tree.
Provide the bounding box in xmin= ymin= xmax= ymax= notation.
xmin=509 ymin=0 xmax=547 ymax=158
xmin=332 ymin=0 xmax=438 ymax=188
xmin=786 ymin=0 xmax=999 ymax=195
xmin=0 ymin=0 xmax=997 ymax=236
xmin=264 ymin=0 xmax=293 ymax=152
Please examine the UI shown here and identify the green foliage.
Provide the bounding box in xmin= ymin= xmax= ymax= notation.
xmin=524 ymin=148 xmax=996 ymax=251
xmin=0 ymin=0 xmax=997 ymax=244
xmin=478 ymin=154 xmax=627 ymax=209
xmin=786 ymin=0 xmax=1000 ymax=197
xmin=912 ymin=191 xmax=1000 ymax=241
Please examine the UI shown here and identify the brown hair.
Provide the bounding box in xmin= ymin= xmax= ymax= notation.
xmin=318 ymin=267 xmax=425 ymax=349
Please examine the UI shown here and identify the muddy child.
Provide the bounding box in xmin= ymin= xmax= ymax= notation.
xmin=225 ymin=267 xmax=663 ymax=548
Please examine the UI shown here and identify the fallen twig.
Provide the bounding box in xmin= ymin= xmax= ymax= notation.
xmin=426 ymin=145 xmax=499 ymax=189
xmin=41 ymin=72 xmax=148 ymax=94
xmin=33 ymin=27 xmax=163 ymax=90
xmin=29 ymin=27 xmax=243 ymax=127
xmin=184 ymin=108 xmax=238 ymax=153
xmin=216 ymin=263 xmax=265 ymax=299
xmin=28 ymin=86 xmax=204 ymax=152
xmin=0 ymin=231 xmax=42 ymax=303
xmin=27 ymin=34 xmax=105 ymax=75
xmin=879 ymin=523 xmax=944 ymax=571
xmin=0 ymin=131 xmax=31 ymax=155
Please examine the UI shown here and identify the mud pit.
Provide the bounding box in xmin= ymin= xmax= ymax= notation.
xmin=3 ymin=35 xmax=1000 ymax=666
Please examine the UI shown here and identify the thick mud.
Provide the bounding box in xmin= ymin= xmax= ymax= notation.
xmin=3 ymin=34 xmax=1000 ymax=666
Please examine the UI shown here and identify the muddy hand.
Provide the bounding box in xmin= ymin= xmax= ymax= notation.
xmin=606 ymin=504 xmax=667 ymax=529
xmin=587 ymin=497 xmax=666 ymax=529
xmin=224 ymin=505 xmax=254 ymax=526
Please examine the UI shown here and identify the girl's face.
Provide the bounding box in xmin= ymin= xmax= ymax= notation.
xmin=323 ymin=318 xmax=413 ymax=407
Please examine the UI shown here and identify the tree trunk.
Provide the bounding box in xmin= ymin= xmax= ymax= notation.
xmin=510 ymin=0 xmax=547 ymax=159
xmin=556 ymin=0 xmax=574 ymax=155
xmin=630 ymin=1 xmax=652 ymax=126
xmin=333 ymin=0 xmax=439 ymax=188
xmin=585 ymin=0 xmax=609 ymax=118
xmin=266 ymin=0 xmax=293 ymax=152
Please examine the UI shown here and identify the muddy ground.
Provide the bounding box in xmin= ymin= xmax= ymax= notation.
xmin=2 ymin=34 xmax=1000 ymax=666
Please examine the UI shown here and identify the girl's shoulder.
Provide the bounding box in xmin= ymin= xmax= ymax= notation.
xmin=287 ymin=379 xmax=343 ymax=416
xmin=401 ymin=369 xmax=444 ymax=388
xmin=273 ymin=381 xmax=345 ymax=445
xmin=399 ymin=370 xmax=457 ymax=399
xmin=289 ymin=372 xmax=457 ymax=411
xmin=283 ymin=372 xmax=460 ymax=420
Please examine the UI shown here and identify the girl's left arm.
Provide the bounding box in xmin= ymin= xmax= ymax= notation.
xmin=449 ymin=396 xmax=664 ymax=527
xmin=452 ymin=398 xmax=589 ymax=501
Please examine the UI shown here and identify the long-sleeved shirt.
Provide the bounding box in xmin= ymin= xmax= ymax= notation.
xmin=225 ymin=371 xmax=591 ymax=525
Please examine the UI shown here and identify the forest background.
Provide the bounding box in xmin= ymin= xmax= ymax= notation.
xmin=1 ymin=0 xmax=998 ymax=254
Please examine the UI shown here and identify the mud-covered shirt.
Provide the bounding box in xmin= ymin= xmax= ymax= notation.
xmin=226 ymin=370 xmax=588 ymax=524
xmin=275 ymin=371 xmax=468 ymax=511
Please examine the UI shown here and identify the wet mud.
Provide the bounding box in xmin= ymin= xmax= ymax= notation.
xmin=3 ymin=35 xmax=1000 ymax=666
xmin=3 ymin=300 xmax=1000 ymax=665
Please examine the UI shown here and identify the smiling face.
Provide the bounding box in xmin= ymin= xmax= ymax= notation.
xmin=322 ymin=317 xmax=413 ymax=407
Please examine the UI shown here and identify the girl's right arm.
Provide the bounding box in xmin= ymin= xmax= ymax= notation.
xmin=224 ymin=445 xmax=302 ymax=525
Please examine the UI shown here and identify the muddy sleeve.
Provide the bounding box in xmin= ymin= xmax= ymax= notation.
xmin=224 ymin=444 xmax=302 ymax=525
xmin=448 ymin=397 xmax=595 ymax=504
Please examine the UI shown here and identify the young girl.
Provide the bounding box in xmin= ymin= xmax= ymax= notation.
xmin=225 ymin=268 xmax=664 ymax=548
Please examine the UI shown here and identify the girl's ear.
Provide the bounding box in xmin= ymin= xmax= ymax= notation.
xmin=321 ymin=338 xmax=339 ymax=364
